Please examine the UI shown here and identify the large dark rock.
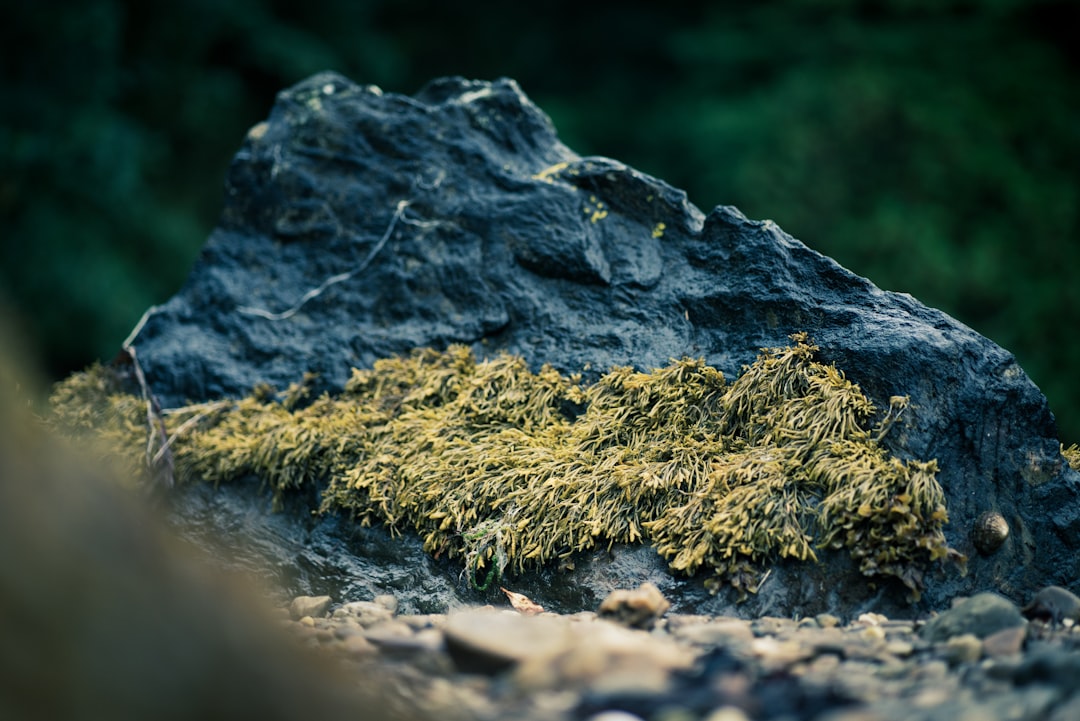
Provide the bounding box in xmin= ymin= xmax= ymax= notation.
xmin=130 ymin=72 xmax=1080 ymax=617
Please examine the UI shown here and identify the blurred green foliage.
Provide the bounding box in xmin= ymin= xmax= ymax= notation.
xmin=2 ymin=0 xmax=1077 ymax=442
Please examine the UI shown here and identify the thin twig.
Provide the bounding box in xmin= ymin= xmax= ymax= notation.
xmin=237 ymin=199 xmax=413 ymax=321
xmin=152 ymin=400 xmax=231 ymax=465
xmin=119 ymin=304 xmax=174 ymax=488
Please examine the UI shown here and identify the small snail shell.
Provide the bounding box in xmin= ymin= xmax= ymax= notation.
xmin=972 ymin=511 xmax=1009 ymax=555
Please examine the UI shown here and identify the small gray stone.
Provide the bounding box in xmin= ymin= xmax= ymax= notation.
xmin=331 ymin=600 xmax=395 ymax=627
xmin=340 ymin=634 xmax=376 ymax=659
xmin=333 ymin=624 xmax=363 ymax=641
xmin=982 ymin=624 xmax=1027 ymax=657
xmin=288 ymin=594 xmax=332 ymax=620
xmin=585 ymin=712 xmax=646 ymax=721
xmin=919 ymin=592 xmax=1025 ymax=642
xmin=883 ymin=639 xmax=915 ymax=657
xmin=670 ymin=619 xmax=754 ymax=647
xmin=1021 ymin=585 xmax=1080 ymax=624
xmin=373 ymin=594 xmax=399 ymax=614
xmin=362 ymin=619 xmax=414 ymax=645
xmin=941 ymin=633 xmax=983 ymax=665
xmin=749 ymin=636 xmax=813 ymax=671
xmin=1011 ymin=647 xmax=1080 ymax=686
xmin=597 ymin=582 xmax=670 ymax=630
xmin=443 ymin=608 xmax=571 ymax=674
xmin=702 ymin=708 xmax=751 ymax=721
xmin=1048 ymin=691 xmax=1080 ymax=721
xmin=398 ymin=613 xmax=445 ymax=630
xmin=513 ymin=617 xmax=694 ymax=694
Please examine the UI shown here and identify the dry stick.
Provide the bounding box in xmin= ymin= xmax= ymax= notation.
xmin=236 ymin=199 xmax=418 ymax=321
xmin=121 ymin=306 xmax=174 ymax=488
xmin=127 ymin=198 xmax=437 ymax=484
xmin=152 ymin=400 xmax=232 ymax=466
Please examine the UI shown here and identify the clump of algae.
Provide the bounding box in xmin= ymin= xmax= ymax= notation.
xmin=1063 ymin=444 xmax=1080 ymax=472
xmin=48 ymin=334 xmax=957 ymax=599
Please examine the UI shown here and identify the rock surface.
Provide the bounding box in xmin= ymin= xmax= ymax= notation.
xmin=129 ymin=72 xmax=1080 ymax=616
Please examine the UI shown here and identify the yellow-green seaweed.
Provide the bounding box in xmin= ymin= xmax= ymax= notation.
xmin=1064 ymin=444 xmax=1080 ymax=472
xmin=48 ymin=334 xmax=958 ymax=599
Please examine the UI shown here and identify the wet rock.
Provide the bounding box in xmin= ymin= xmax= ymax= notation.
xmin=920 ymin=593 xmax=1026 ymax=642
xmin=597 ymin=582 xmax=671 ymax=630
xmin=1021 ymin=585 xmax=1080 ymax=624
xmin=127 ymin=71 xmax=1080 ymax=617
xmin=289 ymin=594 xmax=333 ymax=620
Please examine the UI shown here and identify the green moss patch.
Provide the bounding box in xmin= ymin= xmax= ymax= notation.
xmin=49 ymin=334 xmax=957 ymax=599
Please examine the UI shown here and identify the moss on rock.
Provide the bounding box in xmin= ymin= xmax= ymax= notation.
xmin=48 ymin=334 xmax=958 ymax=599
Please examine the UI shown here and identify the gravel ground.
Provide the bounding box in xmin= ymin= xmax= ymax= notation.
xmin=277 ymin=584 xmax=1080 ymax=721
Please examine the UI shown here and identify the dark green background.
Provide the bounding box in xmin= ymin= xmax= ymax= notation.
xmin=3 ymin=0 xmax=1078 ymax=443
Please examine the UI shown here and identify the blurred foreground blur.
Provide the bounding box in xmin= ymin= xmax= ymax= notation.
xmin=0 ymin=321 xmax=417 ymax=721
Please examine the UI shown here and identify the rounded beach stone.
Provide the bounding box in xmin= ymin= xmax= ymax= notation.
xmin=1021 ymin=585 xmax=1080 ymax=624
xmin=332 ymin=600 xmax=395 ymax=627
xmin=941 ymin=633 xmax=983 ymax=665
xmin=919 ymin=592 xmax=1025 ymax=642
xmin=597 ymin=582 xmax=671 ymax=629
xmin=442 ymin=608 xmax=571 ymax=674
xmin=288 ymin=594 xmax=332 ymax=620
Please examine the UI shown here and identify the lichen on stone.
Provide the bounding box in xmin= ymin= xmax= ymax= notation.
xmin=48 ymin=333 xmax=958 ymax=600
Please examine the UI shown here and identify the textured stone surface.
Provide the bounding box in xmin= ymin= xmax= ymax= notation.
xmin=130 ymin=72 xmax=1080 ymax=616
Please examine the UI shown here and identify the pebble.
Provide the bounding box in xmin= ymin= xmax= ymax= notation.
xmin=442 ymin=608 xmax=572 ymax=674
xmin=331 ymin=600 xmax=395 ymax=627
xmin=280 ymin=584 xmax=1080 ymax=721
xmin=702 ymin=708 xmax=750 ymax=721
xmin=982 ymin=624 xmax=1026 ymax=657
xmin=288 ymin=594 xmax=332 ymax=620
xmin=941 ymin=633 xmax=983 ymax=666
xmin=597 ymin=582 xmax=671 ymax=629
xmin=919 ymin=592 xmax=1026 ymax=642
xmin=669 ymin=618 xmax=754 ymax=647
xmin=1021 ymin=585 xmax=1080 ymax=625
